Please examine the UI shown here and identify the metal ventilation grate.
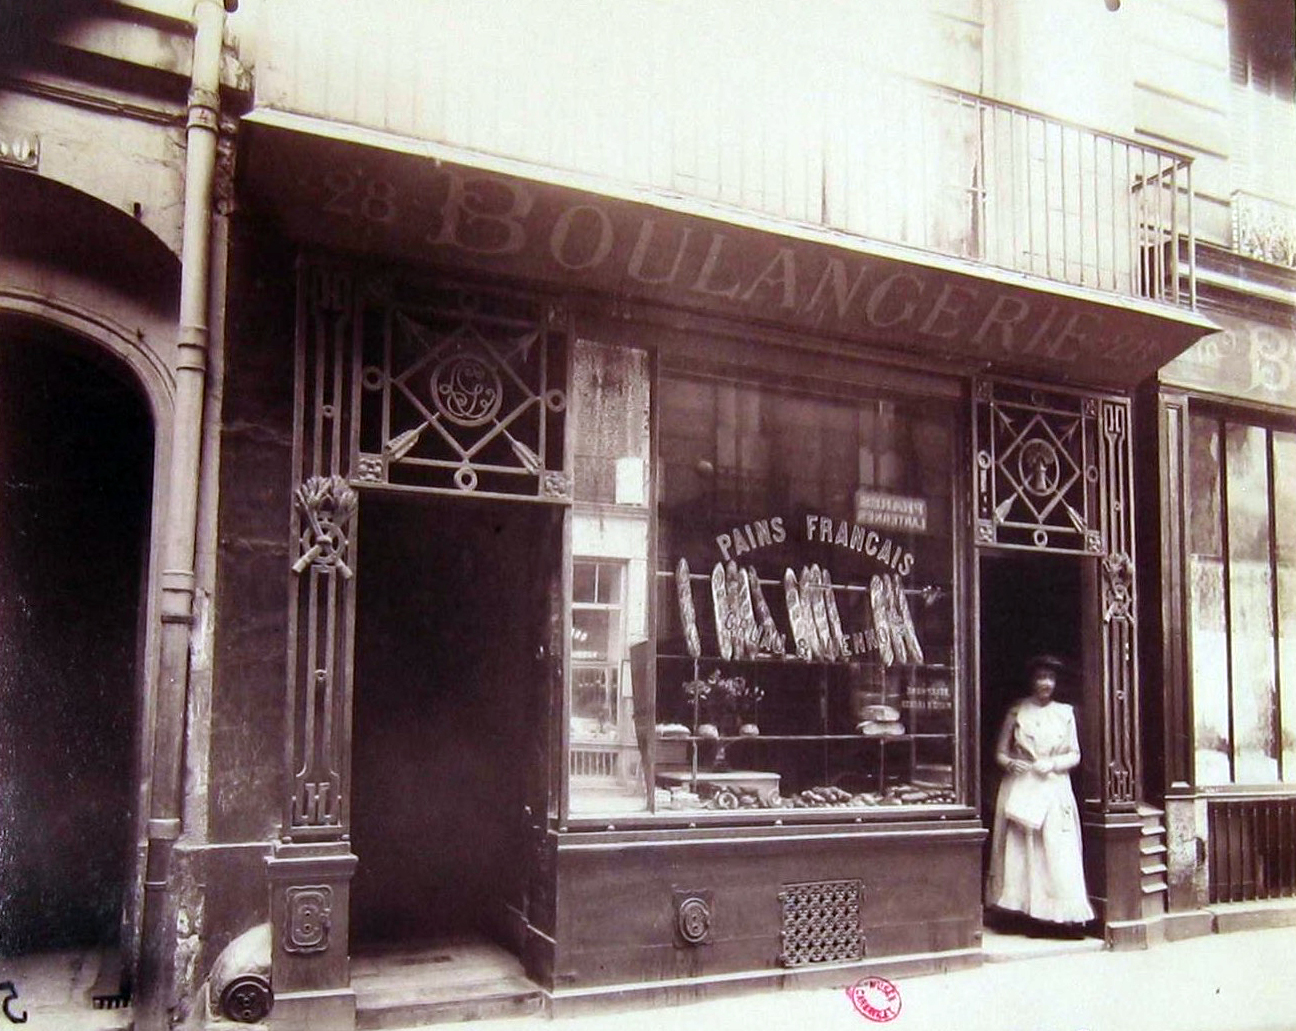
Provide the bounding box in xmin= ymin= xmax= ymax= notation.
xmin=778 ymin=879 xmax=864 ymax=966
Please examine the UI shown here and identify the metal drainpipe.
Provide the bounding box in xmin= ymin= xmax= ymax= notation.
xmin=136 ymin=1 xmax=226 ymax=1026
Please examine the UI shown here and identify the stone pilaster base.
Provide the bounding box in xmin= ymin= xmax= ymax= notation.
xmin=266 ymin=841 xmax=358 ymax=1031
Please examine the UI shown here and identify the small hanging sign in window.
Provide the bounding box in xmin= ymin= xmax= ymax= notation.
xmin=854 ymin=489 xmax=927 ymax=533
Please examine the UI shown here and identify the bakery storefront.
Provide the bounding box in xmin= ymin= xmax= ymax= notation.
xmin=228 ymin=116 xmax=1214 ymax=1023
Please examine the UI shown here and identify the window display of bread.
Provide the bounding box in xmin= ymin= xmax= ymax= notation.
xmin=883 ymin=574 xmax=911 ymax=665
xmin=783 ymin=568 xmax=814 ymax=660
xmin=857 ymin=719 xmax=907 ymax=737
xmin=747 ymin=566 xmax=784 ymax=655
xmin=676 ymin=558 xmax=702 ymax=659
xmin=728 ymin=560 xmax=760 ymax=659
xmin=711 ymin=562 xmax=733 ymax=660
xmin=801 ymin=565 xmax=837 ymax=661
xmin=894 ymin=573 xmax=925 ymax=664
xmin=823 ymin=568 xmax=851 ymax=658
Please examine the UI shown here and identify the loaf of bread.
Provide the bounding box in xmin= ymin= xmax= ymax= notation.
xmin=676 ymin=558 xmax=702 ymax=659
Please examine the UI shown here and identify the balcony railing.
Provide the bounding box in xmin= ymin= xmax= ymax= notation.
xmin=669 ymin=75 xmax=1197 ymax=308
xmin=258 ymin=5 xmax=1200 ymax=309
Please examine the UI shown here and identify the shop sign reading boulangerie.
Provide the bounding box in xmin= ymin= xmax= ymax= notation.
xmin=243 ymin=120 xmax=1216 ymax=390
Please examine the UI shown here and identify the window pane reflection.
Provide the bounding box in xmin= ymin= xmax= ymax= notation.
xmin=1189 ymin=415 xmax=1231 ymax=785
xmin=1225 ymin=423 xmax=1277 ymax=783
xmin=1274 ymin=431 xmax=1296 ymax=778
xmin=1189 ymin=412 xmax=1293 ymax=787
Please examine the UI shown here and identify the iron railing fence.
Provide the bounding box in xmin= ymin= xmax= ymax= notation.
xmin=669 ymin=74 xmax=1197 ymax=308
xmin=1207 ymin=796 xmax=1296 ymax=903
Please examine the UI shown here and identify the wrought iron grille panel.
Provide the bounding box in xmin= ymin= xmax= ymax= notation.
xmin=351 ymin=277 xmax=570 ymax=501
xmin=285 ymin=260 xmax=573 ymax=842
xmin=287 ymin=263 xmax=361 ymax=839
xmin=1208 ymin=798 xmax=1296 ymax=903
xmin=973 ymin=376 xmax=1138 ymax=807
xmin=778 ymin=879 xmax=864 ymax=966
xmin=973 ymin=380 xmax=1107 ymax=554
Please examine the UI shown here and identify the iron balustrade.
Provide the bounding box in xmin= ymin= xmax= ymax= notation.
xmin=1207 ymin=796 xmax=1296 ymax=903
xmin=668 ymin=74 xmax=1196 ymax=309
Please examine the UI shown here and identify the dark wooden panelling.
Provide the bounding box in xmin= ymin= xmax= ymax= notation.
xmin=1081 ymin=812 xmax=1144 ymax=925
xmin=550 ymin=823 xmax=982 ymax=989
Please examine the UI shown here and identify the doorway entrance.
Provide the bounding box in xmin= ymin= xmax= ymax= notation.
xmin=979 ymin=551 xmax=1085 ymax=800
xmin=0 ymin=328 xmax=153 ymax=957
xmin=349 ymin=492 xmax=558 ymax=951
xmin=978 ymin=550 xmax=1098 ymax=937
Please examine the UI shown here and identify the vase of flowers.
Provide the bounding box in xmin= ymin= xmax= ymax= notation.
xmin=684 ymin=671 xmax=764 ymax=769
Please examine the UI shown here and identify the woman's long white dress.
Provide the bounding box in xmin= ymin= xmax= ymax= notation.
xmin=985 ymin=699 xmax=1095 ymax=924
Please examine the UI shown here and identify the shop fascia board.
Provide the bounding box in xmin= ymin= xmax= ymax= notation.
xmin=239 ymin=107 xmax=1218 ymax=392
xmin=1157 ymin=242 xmax=1296 ymax=411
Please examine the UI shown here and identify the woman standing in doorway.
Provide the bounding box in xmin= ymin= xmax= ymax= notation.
xmin=985 ymin=654 xmax=1094 ymax=937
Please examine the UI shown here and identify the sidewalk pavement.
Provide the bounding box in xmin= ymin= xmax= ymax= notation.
xmin=461 ymin=924 xmax=1296 ymax=1031
xmin=6 ymin=924 xmax=1295 ymax=1031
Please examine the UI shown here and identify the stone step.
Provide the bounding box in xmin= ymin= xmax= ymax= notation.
xmin=1136 ymin=803 xmax=1165 ymax=835
xmin=355 ymin=981 xmax=544 ymax=1029
xmin=351 ymin=939 xmax=543 ymax=1030
xmin=1141 ymin=888 xmax=1168 ymax=920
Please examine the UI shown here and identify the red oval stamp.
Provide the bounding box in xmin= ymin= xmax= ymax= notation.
xmin=846 ymin=975 xmax=902 ymax=1022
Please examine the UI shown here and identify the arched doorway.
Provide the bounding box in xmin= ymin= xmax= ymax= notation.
xmin=0 ymin=321 xmax=154 ymax=958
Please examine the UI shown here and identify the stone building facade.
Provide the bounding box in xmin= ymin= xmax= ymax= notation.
xmin=0 ymin=2 xmax=1292 ymax=1028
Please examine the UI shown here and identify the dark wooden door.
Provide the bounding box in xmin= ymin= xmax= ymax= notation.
xmin=350 ymin=494 xmax=556 ymax=947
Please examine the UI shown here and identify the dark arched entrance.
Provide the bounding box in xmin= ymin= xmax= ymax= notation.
xmin=0 ymin=321 xmax=154 ymax=955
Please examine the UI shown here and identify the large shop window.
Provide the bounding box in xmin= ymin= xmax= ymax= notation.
xmin=1189 ymin=410 xmax=1296 ymax=786
xmin=568 ymin=341 xmax=960 ymax=818
xmin=569 ymin=340 xmax=652 ymax=814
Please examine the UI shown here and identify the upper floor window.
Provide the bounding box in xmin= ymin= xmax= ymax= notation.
xmin=1230 ymin=0 xmax=1295 ymax=99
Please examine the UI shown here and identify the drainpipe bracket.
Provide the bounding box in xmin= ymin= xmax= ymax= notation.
xmin=187 ymin=86 xmax=220 ymax=130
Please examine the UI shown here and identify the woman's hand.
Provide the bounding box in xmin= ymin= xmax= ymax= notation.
xmin=1031 ymin=758 xmax=1054 ymax=775
xmin=1007 ymin=759 xmax=1030 ymax=775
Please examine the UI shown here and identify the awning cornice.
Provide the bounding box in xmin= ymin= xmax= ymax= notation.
xmin=239 ymin=108 xmax=1217 ymax=390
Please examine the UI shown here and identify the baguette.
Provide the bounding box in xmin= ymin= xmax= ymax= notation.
xmin=676 ymin=558 xmax=702 ymax=659
xmin=711 ymin=562 xmax=733 ymax=661
xmin=895 ymin=574 xmax=925 ymax=664
xmin=823 ymin=568 xmax=851 ymax=659
xmin=783 ymin=568 xmax=814 ymax=660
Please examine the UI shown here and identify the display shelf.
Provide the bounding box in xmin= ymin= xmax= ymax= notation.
xmin=655 ymin=569 xmax=951 ymax=594
xmin=658 ymin=654 xmax=956 ymax=671
xmin=656 ymin=733 xmax=951 ymax=743
xmin=650 ymin=563 xmax=957 ymax=811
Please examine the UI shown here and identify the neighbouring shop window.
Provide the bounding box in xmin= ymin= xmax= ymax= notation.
xmin=1189 ymin=410 xmax=1296 ymax=785
xmin=568 ymin=340 xmax=652 ymax=814
xmin=653 ymin=372 xmax=959 ymax=814
xmin=570 ymin=561 xmax=634 ymax=775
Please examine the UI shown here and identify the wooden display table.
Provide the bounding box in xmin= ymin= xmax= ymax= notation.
xmin=656 ymin=768 xmax=780 ymax=796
